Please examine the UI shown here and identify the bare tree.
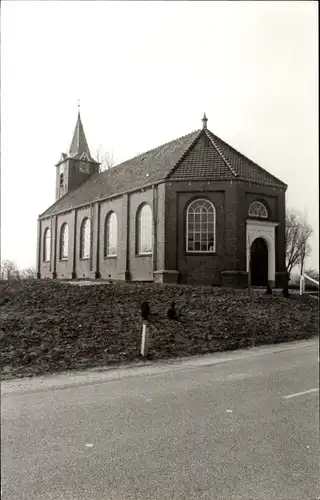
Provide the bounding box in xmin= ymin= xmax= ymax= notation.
xmin=1 ymin=260 xmax=20 ymax=280
xmin=20 ymin=267 xmax=36 ymax=280
xmin=95 ymin=146 xmax=115 ymax=173
xmin=1 ymin=261 xmax=36 ymax=280
xmin=285 ymin=209 xmax=313 ymax=277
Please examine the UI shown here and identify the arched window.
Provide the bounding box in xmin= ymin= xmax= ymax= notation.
xmin=248 ymin=201 xmax=268 ymax=219
xmin=80 ymin=218 xmax=91 ymax=259
xmin=137 ymin=204 xmax=152 ymax=254
xmin=186 ymin=199 xmax=216 ymax=252
xmin=43 ymin=228 xmax=51 ymax=262
xmin=60 ymin=223 xmax=69 ymax=260
xmin=105 ymin=212 xmax=117 ymax=257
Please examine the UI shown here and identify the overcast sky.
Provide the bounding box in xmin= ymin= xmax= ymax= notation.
xmin=1 ymin=1 xmax=318 ymax=272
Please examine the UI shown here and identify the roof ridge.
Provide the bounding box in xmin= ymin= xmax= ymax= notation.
xmin=111 ymin=128 xmax=202 ymax=172
xmin=207 ymin=130 xmax=287 ymax=187
xmin=41 ymin=129 xmax=202 ymax=219
xmin=204 ymin=129 xmax=237 ymax=177
xmin=234 ymin=148 xmax=286 ymax=187
xmin=165 ymin=129 xmax=203 ymax=180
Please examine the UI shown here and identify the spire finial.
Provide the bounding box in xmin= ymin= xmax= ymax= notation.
xmin=77 ymin=98 xmax=80 ymax=115
xmin=202 ymin=112 xmax=208 ymax=129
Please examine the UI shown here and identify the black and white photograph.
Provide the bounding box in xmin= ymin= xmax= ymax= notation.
xmin=1 ymin=1 xmax=318 ymax=499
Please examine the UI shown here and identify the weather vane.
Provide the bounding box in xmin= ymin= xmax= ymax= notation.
xmin=78 ymin=98 xmax=80 ymax=113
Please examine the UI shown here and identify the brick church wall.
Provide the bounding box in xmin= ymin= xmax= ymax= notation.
xmin=236 ymin=182 xmax=286 ymax=284
xmin=128 ymin=189 xmax=154 ymax=281
xmin=56 ymin=211 xmax=74 ymax=279
xmin=164 ymin=180 xmax=286 ymax=286
xmin=99 ymin=197 xmax=125 ymax=280
xmin=38 ymin=180 xmax=286 ymax=287
xmin=165 ymin=180 xmax=230 ymax=285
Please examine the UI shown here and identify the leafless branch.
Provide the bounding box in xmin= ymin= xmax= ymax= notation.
xmin=95 ymin=146 xmax=115 ymax=172
xmin=285 ymin=209 xmax=313 ymax=275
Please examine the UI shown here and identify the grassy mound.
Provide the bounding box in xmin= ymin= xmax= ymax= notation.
xmin=0 ymin=280 xmax=318 ymax=380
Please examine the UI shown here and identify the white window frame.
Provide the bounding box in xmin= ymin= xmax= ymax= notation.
xmin=60 ymin=223 xmax=69 ymax=260
xmin=43 ymin=228 xmax=51 ymax=262
xmin=137 ymin=204 xmax=153 ymax=255
xmin=186 ymin=199 xmax=216 ymax=253
xmin=80 ymin=218 xmax=91 ymax=259
xmin=248 ymin=201 xmax=268 ymax=219
xmin=105 ymin=211 xmax=117 ymax=257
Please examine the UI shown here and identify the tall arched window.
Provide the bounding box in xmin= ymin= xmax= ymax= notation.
xmin=80 ymin=217 xmax=91 ymax=259
xmin=137 ymin=204 xmax=152 ymax=254
xmin=43 ymin=228 xmax=51 ymax=262
xmin=105 ymin=211 xmax=117 ymax=257
xmin=60 ymin=223 xmax=69 ymax=260
xmin=248 ymin=201 xmax=268 ymax=219
xmin=186 ymin=199 xmax=216 ymax=252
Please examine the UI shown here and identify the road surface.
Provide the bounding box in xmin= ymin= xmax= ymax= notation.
xmin=1 ymin=338 xmax=319 ymax=500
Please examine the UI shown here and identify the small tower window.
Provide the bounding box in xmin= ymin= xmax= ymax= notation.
xmin=60 ymin=173 xmax=64 ymax=188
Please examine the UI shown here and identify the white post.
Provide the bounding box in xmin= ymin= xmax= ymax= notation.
xmin=300 ymin=274 xmax=306 ymax=295
xmin=140 ymin=321 xmax=150 ymax=357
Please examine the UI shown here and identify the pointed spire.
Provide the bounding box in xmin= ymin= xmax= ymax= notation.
xmin=202 ymin=113 xmax=208 ymax=129
xmin=69 ymin=108 xmax=91 ymax=157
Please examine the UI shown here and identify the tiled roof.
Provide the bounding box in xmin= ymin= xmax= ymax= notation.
xmin=40 ymin=129 xmax=201 ymax=218
xmin=169 ymin=131 xmax=235 ymax=180
xmin=205 ymin=130 xmax=287 ymax=187
xmin=169 ymin=129 xmax=286 ymax=188
xmin=40 ymin=126 xmax=287 ymax=219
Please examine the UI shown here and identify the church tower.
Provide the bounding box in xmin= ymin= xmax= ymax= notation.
xmin=55 ymin=111 xmax=100 ymax=200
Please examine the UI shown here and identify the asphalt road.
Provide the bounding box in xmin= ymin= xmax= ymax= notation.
xmin=1 ymin=339 xmax=319 ymax=500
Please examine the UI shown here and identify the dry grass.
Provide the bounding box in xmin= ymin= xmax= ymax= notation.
xmin=0 ymin=280 xmax=318 ymax=380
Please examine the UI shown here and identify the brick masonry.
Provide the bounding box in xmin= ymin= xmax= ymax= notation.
xmin=38 ymin=179 xmax=286 ymax=287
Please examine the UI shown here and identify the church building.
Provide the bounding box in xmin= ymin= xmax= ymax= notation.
xmin=37 ymin=112 xmax=288 ymax=287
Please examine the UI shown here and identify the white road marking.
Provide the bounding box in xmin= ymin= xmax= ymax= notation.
xmin=85 ymin=443 xmax=94 ymax=447
xmin=226 ymin=409 xmax=233 ymax=413
xmin=283 ymin=388 xmax=319 ymax=399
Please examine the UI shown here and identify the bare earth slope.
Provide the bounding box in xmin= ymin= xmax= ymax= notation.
xmin=0 ymin=280 xmax=318 ymax=380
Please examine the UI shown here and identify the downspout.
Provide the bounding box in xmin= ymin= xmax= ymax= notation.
xmin=72 ymin=210 xmax=77 ymax=279
xmin=125 ymin=194 xmax=130 ymax=280
xmin=36 ymin=218 xmax=41 ymax=279
xmin=152 ymin=185 xmax=158 ymax=275
xmin=52 ymin=215 xmax=58 ymax=279
xmin=95 ymin=203 xmax=101 ymax=279
xmin=50 ymin=218 xmax=53 ymax=274
xmin=90 ymin=204 xmax=94 ymax=274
